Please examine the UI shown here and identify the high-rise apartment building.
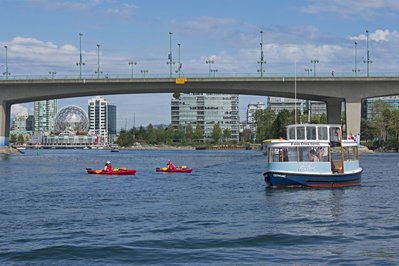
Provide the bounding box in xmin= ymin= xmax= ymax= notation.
xmin=268 ymin=97 xmax=326 ymax=117
xmin=34 ymin=100 xmax=57 ymax=134
xmin=88 ymin=96 xmax=109 ymax=145
xmin=107 ymin=104 xmax=117 ymax=144
xmin=362 ymin=96 xmax=399 ymax=120
xmin=247 ymin=102 xmax=266 ymax=123
xmin=246 ymin=102 xmax=266 ymax=134
xmin=171 ymin=93 xmax=240 ymax=142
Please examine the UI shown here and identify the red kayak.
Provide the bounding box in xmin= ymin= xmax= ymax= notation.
xmin=156 ymin=167 xmax=192 ymax=173
xmin=86 ymin=168 xmax=136 ymax=175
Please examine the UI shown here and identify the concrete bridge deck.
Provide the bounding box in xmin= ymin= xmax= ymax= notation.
xmin=1 ymin=76 xmax=399 ymax=146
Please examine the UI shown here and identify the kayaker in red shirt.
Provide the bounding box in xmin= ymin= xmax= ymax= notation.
xmin=167 ymin=160 xmax=176 ymax=170
xmin=103 ymin=161 xmax=112 ymax=172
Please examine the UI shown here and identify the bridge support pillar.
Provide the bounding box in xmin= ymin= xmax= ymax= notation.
xmin=0 ymin=100 xmax=11 ymax=146
xmin=326 ymin=98 xmax=342 ymax=125
xmin=345 ymin=101 xmax=361 ymax=138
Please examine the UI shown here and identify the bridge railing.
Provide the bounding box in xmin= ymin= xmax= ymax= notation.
xmin=1 ymin=72 xmax=399 ymax=81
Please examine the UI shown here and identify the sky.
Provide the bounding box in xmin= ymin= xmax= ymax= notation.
xmin=1 ymin=0 xmax=399 ymax=128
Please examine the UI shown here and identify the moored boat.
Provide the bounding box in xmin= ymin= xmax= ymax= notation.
xmin=263 ymin=124 xmax=362 ymax=188
xmin=86 ymin=168 xmax=136 ymax=175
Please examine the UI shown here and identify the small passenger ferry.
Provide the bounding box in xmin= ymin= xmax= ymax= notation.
xmin=263 ymin=124 xmax=362 ymax=188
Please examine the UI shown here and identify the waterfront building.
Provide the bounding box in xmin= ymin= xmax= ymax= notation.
xmin=171 ymin=93 xmax=240 ymax=142
xmin=34 ymin=100 xmax=57 ymax=134
xmin=107 ymin=105 xmax=117 ymax=144
xmin=88 ymin=96 xmax=109 ymax=145
xmin=54 ymin=105 xmax=89 ymax=133
xmin=246 ymin=102 xmax=266 ymax=135
xmin=362 ymin=96 xmax=399 ymax=120
xmin=11 ymin=112 xmax=29 ymax=132
xmin=26 ymin=115 xmax=35 ymax=132
xmin=268 ymin=97 xmax=326 ymax=119
xmin=268 ymin=97 xmax=306 ymax=114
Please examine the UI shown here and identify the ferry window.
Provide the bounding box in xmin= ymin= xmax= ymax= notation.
xmin=318 ymin=127 xmax=328 ymax=140
xmin=271 ymin=148 xmax=280 ymax=162
xmin=344 ymin=147 xmax=358 ymax=161
xmin=306 ymin=126 xmax=316 ymax=140
xmin=298 ymin=147 xmax=323 ymax=162
xmin=287 ymin=147 xmax=297 ymax=161
xmin=288 ymin=127 xmax=295 ymax=139
xmin=296 ymin=127 xmax=305 ymax=140
xmin=330 ymin=127 xmax=341 ymax=143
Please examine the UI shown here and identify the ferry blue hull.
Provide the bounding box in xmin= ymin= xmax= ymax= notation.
xmin=263 ymin=170 xmax=362 ymax=188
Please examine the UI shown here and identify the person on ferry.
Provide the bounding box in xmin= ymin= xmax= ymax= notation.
xmin=309 ymin=149 xmax=320 ymax=162
xmin=330 ymin=128 xmax=341 ymax=147
xmin=103 ymin=161 xmax=112 ymax=172
xmin=167 ymin=160 xmax=176 ymax=170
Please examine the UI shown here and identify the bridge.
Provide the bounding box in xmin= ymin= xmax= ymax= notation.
xmin=1 ymin=75 xmax=399 ymax=146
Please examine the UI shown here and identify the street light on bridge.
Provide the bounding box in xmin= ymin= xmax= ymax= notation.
xmin=49 ymin=71 xmax=56 ymax=79
xmin=206 ymin=59 xmax=214 ymax=77
xmin=352 ymin=42 xmax=360 ymax=76
xmin=76 ymin=33 xmax=85 ymax=79
xmin=257 ymin=30 xmax=267 ymax=77
xmin=210 ymin=69 xmax=218 ymax=77
xmin=310 ymin=59 xmax=319 ymax=77
xmin=176 ymin=43 xmax=183 ymax=77
xmin=141 ymin=69 xmax=148 ymax=78
xmin=95 ymin=44 xmax=102 ymax=78
xmin=128 ymin=61 xmax=137 ymax=78
xmin=305 ymin=68 xmax=312 ymax=76
xmin=3 ymin=45 xmax=10 ymax=80
xmin=167 ymin=32 xmax=175 ymax=77
xmin=363 ymin=30 xmax=373 ymax=77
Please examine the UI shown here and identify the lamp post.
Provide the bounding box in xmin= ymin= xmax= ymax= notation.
xmin=49 ymin=71 xmax=56 ymax=79
xmin=167 ymin=32 xmax=175 ymax=77
xmin=363 ymin=30 xmax=373 ymax=77
xmin=128 ymin=61 xmax=137 ymax=78
xmin=310 ymin=59 xmax=319 ymax=77
xmin=352 ymin=42 xmax=360 ymax=75
xmin=3 ymin=45 xmax=9 ymax=80
xmin=206 ymin=59 xmax=214 ymax=77
xmin=210 ymin=69 xmax=218 ymax=77
xmin=257 ymin=30 xmax=266 ymax=77
xmin=141 ymin=69 xmax=148 ymax=78
xmin=176 ymin=43 xmax=182 ymax=77
xmin=95 ymin=44 xmax=102 ymax=78
xmin=305 ymin=68 xmax=312 ymax=76
xmin=76 ymin=33 xmax=85 ymax=79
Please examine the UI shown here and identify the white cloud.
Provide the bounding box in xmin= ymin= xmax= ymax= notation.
xmin=349 ymin=29 xmax=398 ymax=42
xmin=11 ymin=104 xmax=29 ymax=117
xmin=302 ymin=0 xmax=399 ymax=17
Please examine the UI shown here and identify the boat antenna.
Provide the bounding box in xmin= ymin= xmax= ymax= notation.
xmin=294 ymin=62 xmax=297 ymax=125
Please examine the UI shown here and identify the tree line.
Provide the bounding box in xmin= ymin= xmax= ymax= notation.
xmin=361 ymin=100 xmax=399 ymax=151
xmin=116 ymin=122 xmax=233 ymax=147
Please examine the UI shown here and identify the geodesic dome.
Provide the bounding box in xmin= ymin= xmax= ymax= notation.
xmin=55 ymin=105 xmax=89 ymax=132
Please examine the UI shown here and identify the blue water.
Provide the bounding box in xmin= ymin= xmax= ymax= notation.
xmin=1 ymin=149 xmax=399 ymax=265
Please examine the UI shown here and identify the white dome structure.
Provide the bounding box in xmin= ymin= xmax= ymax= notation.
xmin=55 ymin=105 xmax=89 ymax=132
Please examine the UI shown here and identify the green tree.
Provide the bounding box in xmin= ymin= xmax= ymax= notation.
xmin=185 ymin=123 xmax=193 ymax=144
xmin=146 ymin=124 xmax=157 ymax=144
xmin=254 ymin=108 xmax=276 ymax=142
xmin=155 ymin=125 xmax=166 ymax=144
xmin=165 ymin=124 xmax=174 ymax=144
xmin=17 ymin=134 xmax=24 ymax=144
xmin=116 ymin=129 xmax=134 ymax=147
xmin=272 ymin=109 xmax=293 ymax=138
xmin=223 ymin=128 xmax=231 ymax=142
xmin=212 ymin=123 xmax=222 ymax=143
xmin=10 ymin=134 xmax=17 ymax=144
xmin=174 ymin=125 xmax=186 ymax=143
xmin=193 ymin=123 xmax=204 ymax=143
